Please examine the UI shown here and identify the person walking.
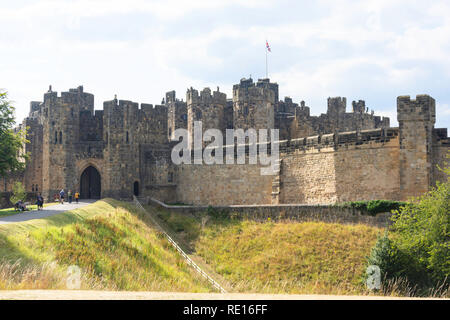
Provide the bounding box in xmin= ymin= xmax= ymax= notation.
xmin=74 ymin=191 xmax=79 ymax=204
xmin=59 ymin=189 xmax=65 ymax=204
xmin=68 ymin=190 xmax=73 ymax=204
xmin=36 ymin=193 xmax=44 ymax=210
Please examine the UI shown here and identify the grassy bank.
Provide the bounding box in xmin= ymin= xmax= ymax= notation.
xmin=0 ymin=199 xmax=211 ymax=292
xmin=147 ymin=206 xmax=383 ymax=295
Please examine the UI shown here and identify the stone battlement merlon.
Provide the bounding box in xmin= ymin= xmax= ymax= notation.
xmin=102 ymin=99 xmax=167 ymax=122
xmin=281 ymin=127 xmax=399 ymax=152
xmin=232 ymin=78 xmax=277 ymax=103
xmin=186 ymin=87 xmax=227 ymax=105
xmin=43 ymin=86 xmax=94 ymax=108
xmin=397 ymin=94 xmax=436 ymax=123
xmin=327 ymin=97 xmax=347 ymax=114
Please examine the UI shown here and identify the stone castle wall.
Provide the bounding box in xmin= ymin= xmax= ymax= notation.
xmin=172 ymin=128 xmax=407 ymax=206
xmin=432 ymin=128 xmax=450 ymax=186
xmin=4 ymin=80 xmax=449 ymax=207
xmin=278 ymin=129 xmax=401 ymax=204
xmin=176 ymin=159 xmax=273 ymax=205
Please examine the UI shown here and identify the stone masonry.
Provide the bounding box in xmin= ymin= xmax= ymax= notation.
xmin=3 ymin=78 xmax=449 ymax=206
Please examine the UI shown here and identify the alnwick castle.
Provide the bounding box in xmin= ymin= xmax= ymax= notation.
xmin=4 ymin=77 xmax=450 ymax=205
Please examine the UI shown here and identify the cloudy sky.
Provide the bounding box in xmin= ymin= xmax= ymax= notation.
xmin=1 ymin=0 xmax=449 ymax=129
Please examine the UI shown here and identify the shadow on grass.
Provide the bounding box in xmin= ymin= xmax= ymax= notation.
xmin=0 ymin=232 xmax=41 ymax=267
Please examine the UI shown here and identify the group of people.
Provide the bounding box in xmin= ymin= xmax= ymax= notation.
xmin=14 ymin=200 xmax=29 ymax=211
xmin=53 ymin=189 xmax=80 ymax=204
xmin=14 ymin=189 xmax=81 ymax=213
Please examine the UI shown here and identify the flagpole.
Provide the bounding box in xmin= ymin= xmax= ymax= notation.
xmin=265 ymin=41 xmax=268 ymax=79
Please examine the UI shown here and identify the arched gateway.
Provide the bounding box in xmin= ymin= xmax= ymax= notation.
xmin=80 ymin=166 xmax=101 ymax=199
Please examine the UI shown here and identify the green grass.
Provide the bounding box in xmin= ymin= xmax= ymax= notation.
xmin=0 ymin=199 xmax=211 ymax=292
xmin=0 ymin=202 xmax=58 ymax=217
xmin=147 ymin=206 xmax=383 ymax=295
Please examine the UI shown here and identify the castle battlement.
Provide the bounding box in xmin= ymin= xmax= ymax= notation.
xmin=397 ymin=94 xmax=436 ymax=122
xmin=6 ymin=79 xmax=447 ymax=207
xmin=43 ymin=85 xmax=94 ymax=108
xmin=233 ymin=78 xmax=277 ymax=103
xmin=187 ymin=87 xmax=227 ymax=105
xmin=183 ymin=127 xmax=400 ymax=162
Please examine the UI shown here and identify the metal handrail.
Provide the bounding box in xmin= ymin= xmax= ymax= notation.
xmin=133 ymin=196 xmax=227 ymax=293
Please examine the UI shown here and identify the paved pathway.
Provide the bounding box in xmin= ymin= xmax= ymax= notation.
xmin=0 ymin=200 xmax=95 ymax=224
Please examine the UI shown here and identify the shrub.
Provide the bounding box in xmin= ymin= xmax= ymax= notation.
xmin=366 ymin=200 xmax=408 ymax=215
xmin=367 ymin=233 xmax=409 ymax=280
xmin=340 ymin=200 xmax=408 ymax=216
xmin=10 ymin=182 xmax=26 ymax=205
xmin=390 ymin=180 xmax=449 ymax=287
xmin=366 ymin=158 xmax=450 ymax=295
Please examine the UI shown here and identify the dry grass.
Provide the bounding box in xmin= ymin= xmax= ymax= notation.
xmin=0 ymin=259 xmax=108 ymax=290
xmin=0 ymin=199 xmax=212 ymax=292
xmin=147 ymin=206 xmax=386 ymax=295
xmin=379 ymin=276 xmax=449 ymax=298
xmin=196 ymin=220 xmax=381 ymax=295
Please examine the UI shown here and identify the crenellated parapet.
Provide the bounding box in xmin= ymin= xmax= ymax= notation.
xmin=233 ymin=78 xmax=277 ymax=132
xmin=186 ymin=86 xmax=227 ymax=148
xmin=280 ymin=95 xmax=390 ymax=140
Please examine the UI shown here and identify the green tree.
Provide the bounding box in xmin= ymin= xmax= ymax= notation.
xmin=10 ymin=181 xmax=26 ymax=204
xmin=367 ymin=154 xmax=450 ymax=294
xmin=390 ymin=174 xmax=449 ymax=286
xmin=0 ymin=90 xmax=29 ymax=177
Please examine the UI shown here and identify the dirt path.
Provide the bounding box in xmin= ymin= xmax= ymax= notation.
xmin=0 ymin=200 xmax=95 ymax=224
xmin=0 ymin=290 xmax=441 ymax=300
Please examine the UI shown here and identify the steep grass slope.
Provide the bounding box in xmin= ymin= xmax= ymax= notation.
xmin=149 ymin=206 xmax=383 ymax=295
xmin=0 ymin=199 xmax=211 ymax=292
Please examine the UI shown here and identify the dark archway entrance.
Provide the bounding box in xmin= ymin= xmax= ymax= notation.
xmin=133 ymin=181 xmax=139 ymax=196
xmin=80 ymin=166 xmax=101 ymax=199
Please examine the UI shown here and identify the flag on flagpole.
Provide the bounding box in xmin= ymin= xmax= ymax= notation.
xmin=266 ymin=40 xmax=271 ymax=52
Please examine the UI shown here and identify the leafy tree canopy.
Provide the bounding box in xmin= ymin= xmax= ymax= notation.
xmin=0 ymin=90 xmax=29 ymax=177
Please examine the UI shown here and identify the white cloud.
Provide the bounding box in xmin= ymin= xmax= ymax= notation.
xmin=1 ymin=0 xmax=449 ymax=130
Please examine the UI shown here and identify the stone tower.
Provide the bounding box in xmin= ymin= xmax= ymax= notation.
xmin=186 ymin=87 xmax=227 ymax=149
xmin=166 ymin=90 xmax=187 ymax=141
xmin=326 ymin=97 xmax=347 ymax=131
xmin=232 ymin=78 xmax=277 ymax=131
xmin=397 ymin=94 xmax=436 ymax=200
xmin=40 ymin=86 xmax=95 ymax=199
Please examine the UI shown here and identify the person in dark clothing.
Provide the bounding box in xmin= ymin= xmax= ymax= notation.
xmin=36 ymin=194 xmax=44 ymax=210
xmin=59 ymin=189 xmax=65 ymax=204
xmin=15 ymin=200 xmax=27 ymax=211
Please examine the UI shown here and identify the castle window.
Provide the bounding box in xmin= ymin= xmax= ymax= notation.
xmin=244 ymin=106 xmax=249 ymax=115
xmin=126 ymin=131 xmax=129 ymax=143
xmin=32 ymin=185 xmax=35 ymax=192
xmin=54 ymin=131 xmax=58 ymax=144
xmin=196 ymin=111 xmax=202 ymax=120
xmin=168 ymin=172 xmax=173 ymax=183
xmin=168 ymin=128 xmax=172 ymax=137
xmin=59 ymin=131 xmax=63 ymax=144
xmin=106 ymin=132 xmax=108 ymax=143
xmin=35 ymin=185 xmax=38 ymax=192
